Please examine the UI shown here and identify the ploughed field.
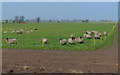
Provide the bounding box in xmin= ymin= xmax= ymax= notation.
xmin=2 ymin=22 xmax=117 ymax=51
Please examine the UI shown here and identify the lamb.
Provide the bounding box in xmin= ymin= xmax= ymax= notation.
xmin=42 ymin=38 xmax=48 ymax=44
xmin=75 ymin=37 xmax=84 ymax=44
xmin=94 ymin=34 xmax=100 ymax=39
xmin=92 ymin=31 xmax=99 ymax=35
xmin=3 ymin=31 xmax=7 ymax=33
xmin=86 ymin=34 xmax=92 ymax=39
xmin=86 ymin=31 xmax=92 ymax=35
xmin=98 ymin=32 xmax=102 ymax=37
xmin=103 ymin=32 xmax=108 ymax=36
xmin=68 ymin=38 xmax=74 ymax=44
xmin=34 ymin=28 xmax=37 ymax=30
xmin=6 ymin=38 xmax=17 ymax=45
xmin=84 ymin=33 xmax=87 ymax=37
xmin=11 ymin=31 xmax=15 ymax=33
xmin=16 ymin=30 xmax=22 ymax=34
xmin=60 ymin=38 xmax=67 ymax=45
xmin=70 ymin=34 xmax=75 ymax=40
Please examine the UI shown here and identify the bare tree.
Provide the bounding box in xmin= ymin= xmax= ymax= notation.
xmin=20 ymin=16 xmax=25 ymax=23
xmin=36 ymin=17 xmax=41 ymax=23
xmin=15 ymin=16 xmax=19 ymax=23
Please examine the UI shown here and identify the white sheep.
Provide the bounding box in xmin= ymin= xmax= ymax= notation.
xmin=86 ymin=31 xmax=92 ymax=35
xmin=103 ymin=32 xmax=108 ymax=36
xmin=92 ymin=31 xmax=99 ymax=35
xmin=68 ymin=38 xmax=74 ymax=44
xmin=3 ymin=31 xmax=7 ymax=33
xmin=42 ymin=38 xmax=48 ymax=44
xmin=11 ymin=31 xmax=15 ymax=33
xmin=94 ymin=34 xmax=100 ymax=39
xmin=16 ymin=30 xmax=22 ymax=34
xmin=75 ymin=37 xmax=84 ymax=44
xmin=70 ymin=34 xmax=75 ymax=40
xmin=60 ymin=38 xmax=67 ymax=45
xmin=86 ymin=34 xmax=92 ymax=39
xmin=6 ymin=38 xmax=17 ymax=45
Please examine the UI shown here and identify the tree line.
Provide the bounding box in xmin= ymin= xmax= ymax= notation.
xmin=2 ymin=16 xmax=114 ymax=24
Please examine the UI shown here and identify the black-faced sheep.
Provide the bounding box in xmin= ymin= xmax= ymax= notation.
xmin=60 ymin=38 xmax=67 ymax=45
xmin=68 ymin=38 xmax=74 ymax=44
xmin=42 ymin=38 xmax=48 ymax=44
xmin=103 ymin=32 xmax=108 ymax=36
xmin=6 ymin=38 xmax=17 ymax=45
xmin=94 ymin=34 xmax=100 ymax=39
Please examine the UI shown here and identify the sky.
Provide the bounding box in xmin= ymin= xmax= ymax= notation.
xmin=2 ymin=2 xmax=118 ymax=21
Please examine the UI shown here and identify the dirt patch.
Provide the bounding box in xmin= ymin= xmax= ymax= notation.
xmin=2 ymin=41 xmax=118 ymax=73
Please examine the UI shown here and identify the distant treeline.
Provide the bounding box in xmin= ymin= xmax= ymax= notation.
xmin=2 ymin=16 xmax=114 ymax=24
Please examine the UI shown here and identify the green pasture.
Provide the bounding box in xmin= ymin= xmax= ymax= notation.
xmin=2 ymin=22 xmax=117 ymax=51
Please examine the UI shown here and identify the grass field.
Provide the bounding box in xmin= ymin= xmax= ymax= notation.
xmin=2 ymin=22 xmax=117 ymax=51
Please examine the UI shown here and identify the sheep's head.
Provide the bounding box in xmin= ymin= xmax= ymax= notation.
xmin=80 ymin=36 xmax=82 ymax=39
xmin=6 ymin=38 xmax=9 ymax=41
xmin=59 ymin=38 xmax=62 ymax=40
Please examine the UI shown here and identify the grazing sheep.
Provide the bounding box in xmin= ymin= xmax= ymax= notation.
xmin=34 ymin=28 xmax=37 ymax=30
xmin=68 ymin=38 xmax=74 ymax=44
xmin=86 ymin=34 xmax=92 ymax=39
xmin=103 ymin=32 xmax=108 ymax=36
xmin=26 ymin=31 xmax=30 ymax=33
xmin=92 ymin=31 xmax=99 ymax=35
xmin=75 ymin=37 xmax=84 ymax=44
xmin=16 ymin=30 xmax=22 ymax=34
xmin=94 ymin=34 xmax=100 ymax=39
xmin=98 ymin=32 xmax=102 ymax=37
xmin=20 ymin=29 xmax=24 ymax=31
xmin=42 ymin=38 xmax=48 ymax=44
xmin=84 ymin=33 xmax=87 ymax=37
xmin=86 ymin=31 xmax=92 ymax=35
xmin=6 ymin=38 xmax=17 ymax=45
xmin=70 ymin=34 xmax=75 ymax=40
xmin=60 ymin=38 xmax=67 ymax=45
xmin=30 ymin=30 xmax=33 ymax=32
xmin=11 ymin=31 xmax=15 ymax=33
xmin=3 ymin=31 xmax=7 ymax=33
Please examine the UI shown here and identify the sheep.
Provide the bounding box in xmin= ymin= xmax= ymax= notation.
xmin=94 ymin=34 xmax=100 ymax=39
xmin=86 ymin=34 xmax=92 ymax=39
xmin=16 ymin=30 xmax=22 ymax=34
xmin=68 ymin=38 xmax=74 ymax=44
xmin=11 ymin=31 xmax=15 ymax=33
xmin=20 ymin=29 xmax=24 ymax=31
xmin=42 ymin=38 xmax=48 ymax=44
xmin=70 ymin=34 xmax=75 ymax=40
xmin=98 ymin=32 xmax=102 ymax=37
xmin=86 ymin=31 xmax=92 ymax=35
xmin=92 ymin=31 xmax=99 ymax=35
xmin=6 ymin=38 xmax=17 ymax=45
xmin=75 ymin=37 xmax=84 ymax=44
xmin=30 ymin=30 xmax=33 ymax=32
xmin=26 ymin=31 xmax=30 ymax=33
xmin=3 ymin=31 xmax=7 ymax=33
xmin=34 ymin=28 xmax=37 ymax=30
xmin=60 ymin=38 xmax=67 ymax=45
xmin=84 ymin=33 xmax=87 ymax=37
xmin=103 ymin=32 xmax=108 ymax=36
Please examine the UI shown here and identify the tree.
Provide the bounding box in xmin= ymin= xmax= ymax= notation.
xmin=36 ymin=17 xmax=41 ymax=23
xmin=50 ymin=19 xmax=52 ymax=22
xmin=13 ymin=20 xmax=15 ymax=23
xmin=19 ymin=16 xmax=25 ymax=23
xmin=15 ymin=16 xmax=19 ymax=23
xmin=5 ymin=20 xmax=8 ymax=23
xmin=85 ymin=19 xmax=89 ymax=23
